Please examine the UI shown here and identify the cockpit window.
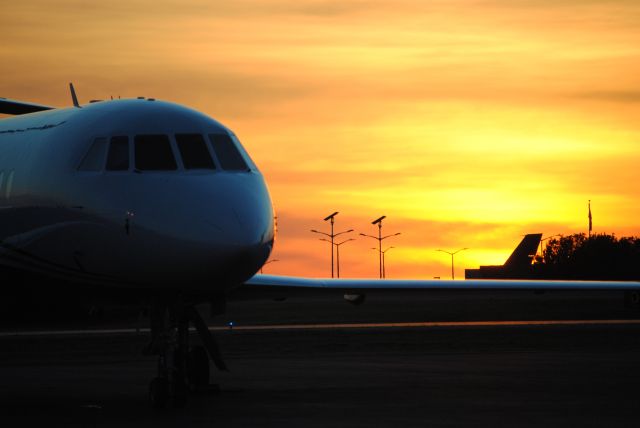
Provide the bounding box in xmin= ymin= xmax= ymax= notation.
xmin=176 ymin=134 xmax=215 ymax=170
xmin=209 ymin=133 xmax=249 ymax=171
xmin=78 ymin=138 xmax=107 ymax=171
xmin=134 ymin=135 xmax=177 ymax=171
xmin=106 ymin=136 xmax=129 ymax=171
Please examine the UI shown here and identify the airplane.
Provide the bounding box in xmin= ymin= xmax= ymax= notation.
xmin=465 ymin=233 xmax=542 ymax=279
xmin=2 ymin=85 xmax=639 ymax=408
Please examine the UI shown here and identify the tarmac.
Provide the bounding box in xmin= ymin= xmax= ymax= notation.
xmin=1 ymin=290 xmax=640 ymax=427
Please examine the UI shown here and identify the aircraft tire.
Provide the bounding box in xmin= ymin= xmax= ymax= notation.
xmin=171 ymin=376 xmax=188 ymax=408
xmin=149 ymin=377 xmax=169 ymax=409
xmin=188 ymin=345 xmax=210 ymax=388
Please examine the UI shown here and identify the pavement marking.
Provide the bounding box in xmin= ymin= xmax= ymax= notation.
xmin=2 ymin=319 xmax=640 ymax=337
xmin=222 ymin=319 xmax=640 ymax=331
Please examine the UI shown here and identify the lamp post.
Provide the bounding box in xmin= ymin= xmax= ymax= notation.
xmin=311 ymin=212 xmax=353 ymax=278
xmin=436 ymin=248 xmax=469 ymax=280
xmin=321 ymin=238 xmax=355 ymax=278
xmin=371 ymin=246 xmax=394 ymax=278
xmin=260 ymin=259 xmax=279 ymax=274
xmin=360 ymin=216 xmax=400 ymax=279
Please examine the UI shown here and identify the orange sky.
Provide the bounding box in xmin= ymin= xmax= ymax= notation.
xmin=2 ymin=0 xmax=639 ymax=279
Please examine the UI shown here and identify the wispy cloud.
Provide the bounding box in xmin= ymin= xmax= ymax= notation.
xmin=575 ymin=91 xmax=640 ymax=103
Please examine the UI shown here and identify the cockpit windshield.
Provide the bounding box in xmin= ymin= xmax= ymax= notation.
xmin=176 ymin=134 xmax=215 ymax=170
xmin=209 ymin=133 xmax=249 ymax=171
xmin=106 ymin=136 xmax=129 ymax=171
xmin=79 ymin=132 xmax=253 ymax=173
xmin=134 ymin=135 xmax=177 ymax=171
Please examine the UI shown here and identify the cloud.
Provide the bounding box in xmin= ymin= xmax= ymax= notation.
xmin=575 ymin=91 xmax=640 ymax=103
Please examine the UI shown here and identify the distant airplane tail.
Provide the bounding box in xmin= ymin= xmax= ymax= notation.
xmin=465 ymin=233 xmax=542 ymax=279
xmin=503 ymin=233 xmax=543 ymax=269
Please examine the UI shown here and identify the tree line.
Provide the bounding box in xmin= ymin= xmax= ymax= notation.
xmin=533 ymin=233 xmax=640 ymax=280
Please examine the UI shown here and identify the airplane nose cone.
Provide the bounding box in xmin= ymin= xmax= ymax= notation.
xmin=125 ymin=173 xmax=274 ymax=288
xmin=197 ymin=174 xmax=275 ymax=284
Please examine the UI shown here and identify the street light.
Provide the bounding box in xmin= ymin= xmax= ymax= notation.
xmin=321 ymin=238 xmax=355 ymax=278
xmin=371 ymin=246 xmax=394 ymax=278
xmin=360 ymin=216 xmax=400 ymax=278
xmin=436 ymin=248 xmax=469 ymax=280
xmin=310 ymin=212 xmax=353 ymax=278
xmin=260 ymin=259 xmax=279 ymax=274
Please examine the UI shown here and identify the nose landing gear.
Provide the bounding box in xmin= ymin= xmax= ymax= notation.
xmin=146 ymin=298 xmax=227 ymax=408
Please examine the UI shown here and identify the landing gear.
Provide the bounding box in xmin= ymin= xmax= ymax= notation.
xmin=149 ymin=377 xmax=169 ymax=408
xmin=187 ymin=346 xmax=210 ymax=389
xmin=146 ymin=297 xmax=227 ymax=408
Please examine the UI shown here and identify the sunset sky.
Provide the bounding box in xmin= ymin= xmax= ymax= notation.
xmin=2 ymin=0 xmax=639 ymax=279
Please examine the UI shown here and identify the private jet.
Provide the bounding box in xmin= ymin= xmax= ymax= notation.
xmin=1 ymin=85 xmax=639 ymax=407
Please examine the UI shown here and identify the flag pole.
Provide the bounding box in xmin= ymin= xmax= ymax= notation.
xmin=589 ymin=199 xmax=593 ymax=238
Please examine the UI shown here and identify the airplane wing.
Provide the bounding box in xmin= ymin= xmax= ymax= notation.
xmin=244 ymin=274 xmax=640 ymax=295
xmin=0 ymin=97 xmax=54 ymax=115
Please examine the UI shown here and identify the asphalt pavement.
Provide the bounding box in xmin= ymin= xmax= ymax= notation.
xmin=1 ymin=290 xmax=639 ymax=427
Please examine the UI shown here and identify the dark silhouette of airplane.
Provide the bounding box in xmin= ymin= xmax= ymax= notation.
xmin=465 ymin=234 xmax=542 ymax=279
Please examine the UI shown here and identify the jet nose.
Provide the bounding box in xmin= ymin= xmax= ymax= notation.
xmin=199 ymin=173 xmax=275 ymax=282
xmin=223 ymin=238 xmax=274 ymax=282
xmin=111 ymin=172 xmax=274 ymax=288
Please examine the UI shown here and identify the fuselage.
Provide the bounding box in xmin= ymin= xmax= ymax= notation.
xmin=0 ymin=99 xmax=275 ymax=294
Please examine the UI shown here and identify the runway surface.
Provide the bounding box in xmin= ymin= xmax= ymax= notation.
xmin=2 ymin=290 xmax=640 ymax=427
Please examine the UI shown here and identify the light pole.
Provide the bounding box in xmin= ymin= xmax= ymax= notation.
xmin=321 ymin=238 xmax=355 ymax=278
xmin=260 ymin=259 xmax=279 ymax=273
xmin=371 ymin=246 xmax=394 ymax=278
xmin=311 ymin=212 xmax=353 ymax=278
xmin=436 ymin=248 xmax=469 ymax=280
xmin=360 ymin=216 xmax=400 ymax=279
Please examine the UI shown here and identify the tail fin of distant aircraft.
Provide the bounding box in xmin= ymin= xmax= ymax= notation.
xmin=0 ymin=97 xmax=54 ymax=115
xmin=503 ymin=233 xmax=543 ymax=268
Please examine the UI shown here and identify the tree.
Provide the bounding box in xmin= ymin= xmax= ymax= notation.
xmin=533 ymin=233 xmax=640 ymax=280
